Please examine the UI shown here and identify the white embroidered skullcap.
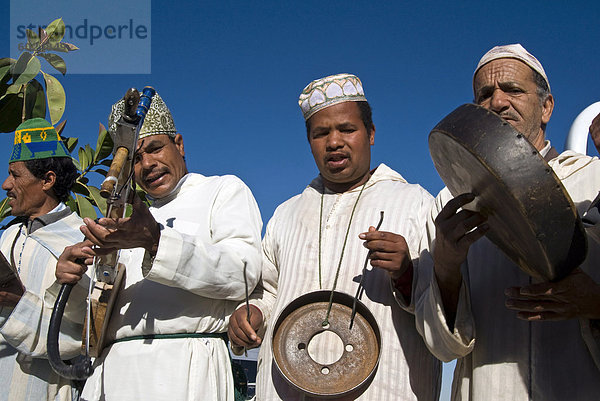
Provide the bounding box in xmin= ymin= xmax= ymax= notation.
xmin=109 ymin=91 xmax=176 ymax=139
xmin=474 ymin=44 xmax=550 ymax=91
xmin=298 ymin=73 xmax=367 ymax=120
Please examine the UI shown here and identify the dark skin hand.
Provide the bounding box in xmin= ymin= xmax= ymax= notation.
xmin=359 ymin=226 xmax=413 ymax=280
xmin=80 ymin=195 xmax=160 ymax=254
xmin=505 ymin=268 xmax=600 ymax=321
xmin=433 ymin=193 xmax=488 ymax=327
xmin=228 ymin=305 xmax=263 ymax=350
xmin=55 ymin=240 xmax=96 ymax=284
xmin=0 ymin=277 xmax=24 ymax=307
xmin=591 ymin=113 xmax=600 ymax=155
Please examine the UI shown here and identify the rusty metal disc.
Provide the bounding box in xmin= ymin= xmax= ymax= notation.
xmin=272 ymin=290 xmax=381 ymax=399
xmin=429 ymin=103 xmax=587 ymax=281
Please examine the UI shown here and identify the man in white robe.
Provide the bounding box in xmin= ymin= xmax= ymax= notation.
xmin=228 ymin=73 xmax=441 ymax=400
xmin=415 ymin=44 xmax=600 ymax=400
xmin=0 ymin=118 xmax=85 ymax=401
xmin=56 ymin=91 xmax=262 ymax=400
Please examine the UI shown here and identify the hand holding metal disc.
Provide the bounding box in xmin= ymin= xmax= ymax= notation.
xmin=428 ymin=103 xmax=586 ymax=281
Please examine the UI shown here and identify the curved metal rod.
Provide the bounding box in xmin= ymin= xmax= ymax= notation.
xmin=47 ymin=283 xmax=93 ymax=380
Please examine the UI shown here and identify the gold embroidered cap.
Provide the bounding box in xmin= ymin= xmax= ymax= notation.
xmin=474 ymin=44 xmax=550 ymax=91
xmin=108 ymin=91 xmax=176 ymax=139
xmin=298 ymin=73 xmax=367 ymax=120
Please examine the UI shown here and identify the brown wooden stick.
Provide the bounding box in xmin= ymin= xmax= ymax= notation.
xmin=100 ymin=147 xmax=129 ymax=198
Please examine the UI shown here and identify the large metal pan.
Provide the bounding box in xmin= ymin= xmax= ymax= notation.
xmin=428 ymin=103 xmax=586 ymax=281
xmin=272 ymin=290 xmax=381 ymax=399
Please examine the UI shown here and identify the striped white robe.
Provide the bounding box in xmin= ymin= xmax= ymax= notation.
xmin=0 ymin=211 xmax=85 ymax=401
xmin=251 ymin=164 xmax=441 ymax=401
xmin=415 ymin=148 xmax=600 ymax=400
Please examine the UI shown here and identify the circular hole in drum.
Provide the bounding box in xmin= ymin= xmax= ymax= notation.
xmin=321 ymin=367 xmax=330 ymax=375
xmin=307 ymin=330 xmax=344 ymax=365
xmin=345 ymin=344 xmax=354 ymax=352
xmin=298 ymin=343 xmax=306 ymax=350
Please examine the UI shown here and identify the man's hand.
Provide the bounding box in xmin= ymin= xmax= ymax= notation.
xmin=433 ymin=193 xmax=488 ymax=326
xmin=359 ymin=227 xmax=412 ymax=280
xmin=56 ymin=240 xmax=96 ymax=285
xmin=590 ymin=113 xmax=600 ymax=154
xmin=228 ymin=305 xmax=263 ymax=351
xmin=0 ymin=278 xmax=24 ymax=307
xmin=80 ymin=195 xmax=160 ymax=254
xmin=505 ymin=268 xmax=600 ymax=321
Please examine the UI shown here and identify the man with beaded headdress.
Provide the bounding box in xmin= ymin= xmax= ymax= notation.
xmin=228 ymin=73 xmax=441 ymax=400
xmin=0 ymin=118 xmax=85 ymax=401
xmin=55 ymin=91 xmax=263 ymax=400
xmin=414 ymin=44 xmax=600 ymax=400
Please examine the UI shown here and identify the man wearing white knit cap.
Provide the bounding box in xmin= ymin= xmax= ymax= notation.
xmin=229 ymin=73 xmax=441 ymax=400
xmin=414 ymin=44 xmax=600 ymax=400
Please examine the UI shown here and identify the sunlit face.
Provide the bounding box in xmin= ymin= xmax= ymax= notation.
xmin=474 ymin=58 xmax=553 ymax=151
xmin=2 ymin=161 xmax=49 ymax=218
xmin=307 ymin=101 xmax=374 ymax=193
xmin=134 ymin=134 xmax=188 ymax=199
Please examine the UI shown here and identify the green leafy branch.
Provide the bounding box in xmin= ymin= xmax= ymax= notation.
xmin=64 ymin=123 xmax=115 ymax=219
xmin=0 ymin=18 xmax=78 ymax=133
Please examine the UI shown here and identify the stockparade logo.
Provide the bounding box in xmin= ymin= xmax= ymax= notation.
xmin=16 ymin=19 xmax=149 ymax=48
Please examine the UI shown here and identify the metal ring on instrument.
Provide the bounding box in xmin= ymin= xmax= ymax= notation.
xmin=272 ymin=290 xmax=381 ymax=399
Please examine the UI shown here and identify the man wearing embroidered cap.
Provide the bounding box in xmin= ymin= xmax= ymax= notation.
xmin=414 ymin=44 xmax=600 ymax=400
xmin=229 ymin=73 xmax=441 ymax=400
xmin=0 ymin=118 xmax=86 ymax=401
xmin=55 ymin=91 xmax=263 ymax=400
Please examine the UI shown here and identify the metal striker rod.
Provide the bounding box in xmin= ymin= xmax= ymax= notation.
xmin=243 ymin=263 xmax=250 ymax=357
xmin=349 ymin=211 xmax=384 ymax=330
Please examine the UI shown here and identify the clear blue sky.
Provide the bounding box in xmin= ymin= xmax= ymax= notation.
xmin=3 ymin=1 xmax=600 ymax=399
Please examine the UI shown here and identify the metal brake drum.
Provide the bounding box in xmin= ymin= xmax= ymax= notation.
xmin=428 ymin=103 xmax=587 ymax=281
xmin=272 ymin=290 xmax=381 ymax=399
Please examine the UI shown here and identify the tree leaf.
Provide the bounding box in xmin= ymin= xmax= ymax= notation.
xmin=75 ymin=194 xmax=97 ymax=219
xmin=12 ymin=52 xmax=41 ymax=87
xmin=3 ymin=84 xmax=23 ymax=97
xmin=24 ymin=78 xmax=46 ymax=119
xmin=38 ymin=26 xmax=48 ymax=44
xmin=46 ymin=18 xmax=65 ymax=44
xmin=92 ymin=168 xmax=109 ymax=177
xmin=42 ymin=71 xmax=65 ymax=124
xmin=55 ymin=120 xmax=67 ymax=136
xmin=87 ymin=186 xmax=107 ymax=216
xmin=26 ymin=29 xmax=40 ymax=49
xmin=63 ymin=136 xmax=78 ymax=153
xmin=100 ymin=158 xmax=113 ymax=167
xmin=0 ymin=58 xmax=16 ymax=85
xmin=65 ymin=194 xmax=77 ymax=213
xmin=39 ymin=53 xmax=66 ymax=75
xmin=94 ymin=127 xmax=114 ymax=162
xmin=85 ymin=144 xmax=94 ymax=168
xmin=50 ymin=42 xmax=79 ymax=53
xmin=78 ymin=146 xmax=89 ymax=171
xmin=72 ymin=181 xmax=90 ymax=196
xmin=0 ymin=198 xmax=11 ymax=220
xmin=0 ymin=93 xmax=23 ymax=133
xmin=71 ymin=157 xmax=81 ymax=171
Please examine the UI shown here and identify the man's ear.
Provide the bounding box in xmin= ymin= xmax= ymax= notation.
xmin=174 ymin=134 xmax=185 ymax=157
xmin=369 ymin=124 xmax=375 ymax=146
xmin=541 ymin=94 xmax=554 ymax=124
xmin=42 ymin=171 xmax=57 ymax=191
